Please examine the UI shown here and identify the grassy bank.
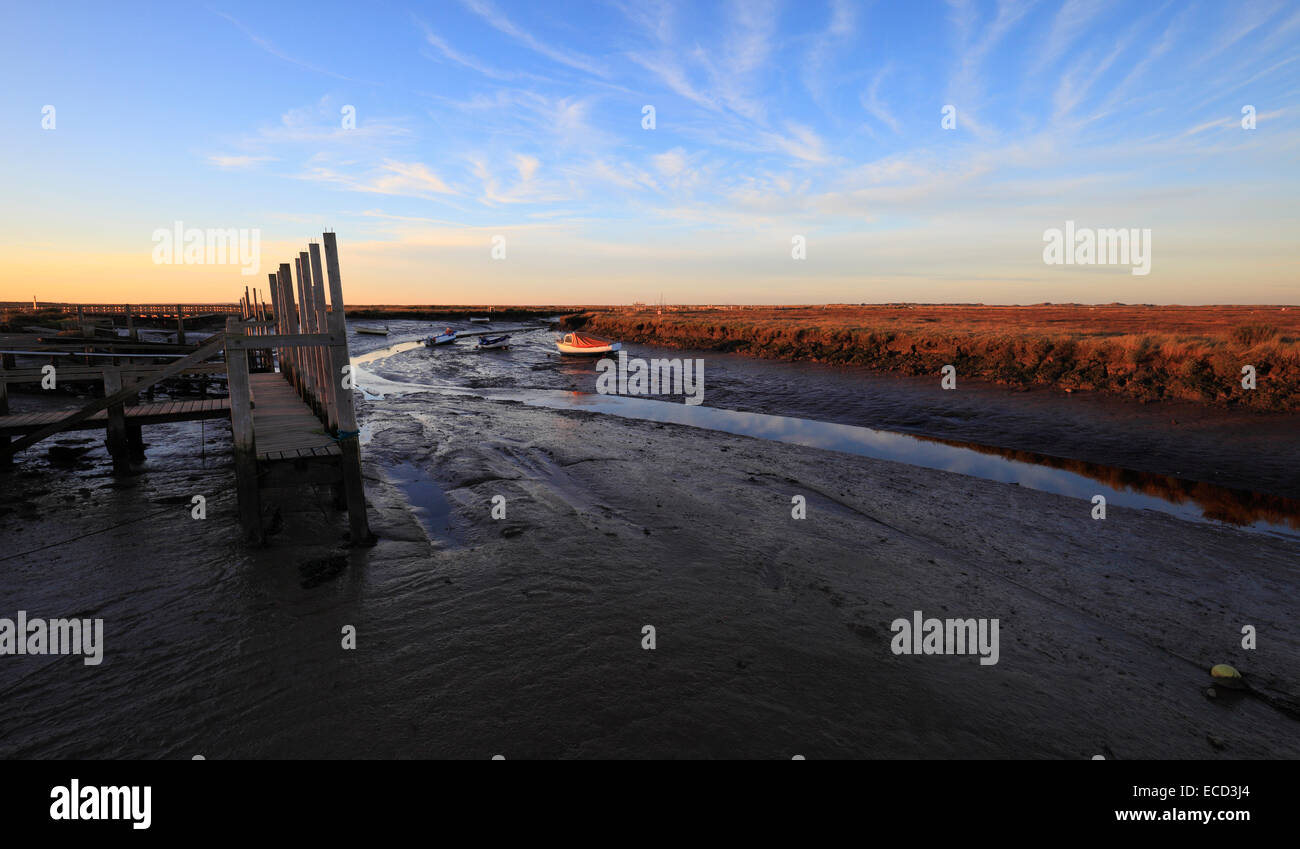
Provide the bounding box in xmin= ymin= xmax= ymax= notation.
xmin=560 ymin=305 xmax=1300 ymax=411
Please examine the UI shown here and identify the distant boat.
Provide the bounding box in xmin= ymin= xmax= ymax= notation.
xmin=476 ymin=334 xmax=510 ymax=350
xmin=556 ymin=332 xmax=621 ymax=355
xmin=425 ymin=327 xmax=457 ymax=347
xmin=469 ymin=316 xmax=491 ymax=324
xmin=356 ymin=324 xmax=389 ymax=336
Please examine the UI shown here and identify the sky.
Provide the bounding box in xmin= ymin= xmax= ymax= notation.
xmin=0 ymin=0 xmax=1297 ymax=305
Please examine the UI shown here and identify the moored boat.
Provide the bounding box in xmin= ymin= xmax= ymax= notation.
xmin=424 ymin=327 xmax=458 ymax=346
xmin=469 ymin=317 xmax=491 ymax=324
xmin=556 ymin=331 xmax=621 ymax=355
xmin=476 ymin=334 xmax=511 ymax=350
xmin=356 ymin=324 xmax=389 ymax=336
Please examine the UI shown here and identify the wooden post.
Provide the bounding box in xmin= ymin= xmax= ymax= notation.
xmin=176 ymin=304 xmax=187 ymax=345
xmin=125 ymin=305 xmax=137 ymax=341
xmin=278 ymin=264 xmax=299 ymax=393
xmin=322 ymin=232 xmax=373 ymax=545
xmin=294 ymin=257 xmax=316 ymax=406
xmin=308 ymin=242 xmax=338 ymax=430
xmin=268 ymin=273 xmax=283 ymax=375
xmin=299 ymin=250 xmax=324 ymax=418
xmin=102 ymin=366 xmax=131 ymax=475
xmin=224 ymin=318 xmax=263 ymax=543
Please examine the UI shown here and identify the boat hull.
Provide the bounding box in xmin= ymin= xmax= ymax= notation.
xmin=556 ymin=340 xmax=621 ymax=355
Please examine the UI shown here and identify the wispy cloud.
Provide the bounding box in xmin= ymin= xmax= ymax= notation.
xmin=213 ymin=10 xmax=353 ymax=81
xmin=416 ymin=18 xmax=514 ymax=80
xmin=458 ymin=0 xmax=607 ymax=76
xmin=862 ymin=65 xmax=902 ymax=133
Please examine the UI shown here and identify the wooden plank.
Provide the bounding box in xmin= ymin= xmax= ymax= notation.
xmin=225 ymin=332 xmax=339 ymax=350
xmin=0 ymin=364 xmax=226 ymax=382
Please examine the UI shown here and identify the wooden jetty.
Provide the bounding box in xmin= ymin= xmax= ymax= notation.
xmin=3 ymin=302 xmax=241 ymax=344
xmin=0 ymin=232 xmax=372 ymax=546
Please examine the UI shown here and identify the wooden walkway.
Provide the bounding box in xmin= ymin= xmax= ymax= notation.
xmin=4 ymin=231 xmax=372 ymax=547
xmin=0 ymin=399 xmax=229 ymax=437
xmin=249 ymin=373 xmax=340 ymax=461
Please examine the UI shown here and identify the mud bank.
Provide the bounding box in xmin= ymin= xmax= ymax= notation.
xmin=2 ymin=393 xmax=1297 ymax=758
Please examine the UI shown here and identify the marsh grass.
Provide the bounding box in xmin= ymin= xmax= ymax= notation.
xmin=564 ymin=305 xmax=1300 ymax=410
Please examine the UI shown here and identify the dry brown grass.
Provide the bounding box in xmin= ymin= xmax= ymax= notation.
xmin=561 ymin=304 xmax=1300 ymax=411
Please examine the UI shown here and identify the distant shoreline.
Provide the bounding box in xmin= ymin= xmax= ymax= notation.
xmin=554 ymin=304 xmax=1300 ymax=412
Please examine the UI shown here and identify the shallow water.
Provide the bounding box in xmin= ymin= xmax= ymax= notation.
xmin=350 ymin=320 xmax=1300 ymax=539
xmin=389 ymin=461 xmax=460 ymax=546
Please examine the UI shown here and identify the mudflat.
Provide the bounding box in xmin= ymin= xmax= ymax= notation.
xmin=9 ymin=387 xmax=1294 ymax=758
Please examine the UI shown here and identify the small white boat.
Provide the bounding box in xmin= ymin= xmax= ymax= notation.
xmin=356 ymin=324 xmax=389 ymax=336
xmin=469 ymin=317 xmax=491 ymax=324
xmin=476 ymin=334 xmax=511 ymax=350
xmin=556 ymin=332 xmax=621 ymax=355
xmin=424 ymin=327 xmax=457 ymax=347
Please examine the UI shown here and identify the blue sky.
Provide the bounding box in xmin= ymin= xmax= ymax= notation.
xmin=1 ymin=0 xmax=1297 ymax=304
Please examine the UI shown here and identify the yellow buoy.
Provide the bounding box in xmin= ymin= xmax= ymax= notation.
xmin=1211 ymin=664 xmax=1241 ymax=679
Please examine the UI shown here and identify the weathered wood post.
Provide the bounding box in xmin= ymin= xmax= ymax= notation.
xmin=125 ymin=305 xmax=137 ymax=341
xmin=294 ymin=257 xmax=317 ymax=407
xmin=101 ymin=366 xmax=131 ymax=475
xmin=268 ymin=272 xmax=285 ymax=378
xmin=224 ymin=317 xmax=263 ymax=543
xmin=298 ymin=250 xmax=325 ymax=418
xmin=278 ymin=263 xmax=300 ymax=394
xmin=322 ymin=232 xmax=373 ymax=545
xmin=308 ymin=242 xmax=338 ymax=430
xmin=176 ymin=304 xmax=187 ymax=344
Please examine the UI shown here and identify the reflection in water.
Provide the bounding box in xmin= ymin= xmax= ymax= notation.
xmin=351 ymin=336 xmax=1300 ymax=541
